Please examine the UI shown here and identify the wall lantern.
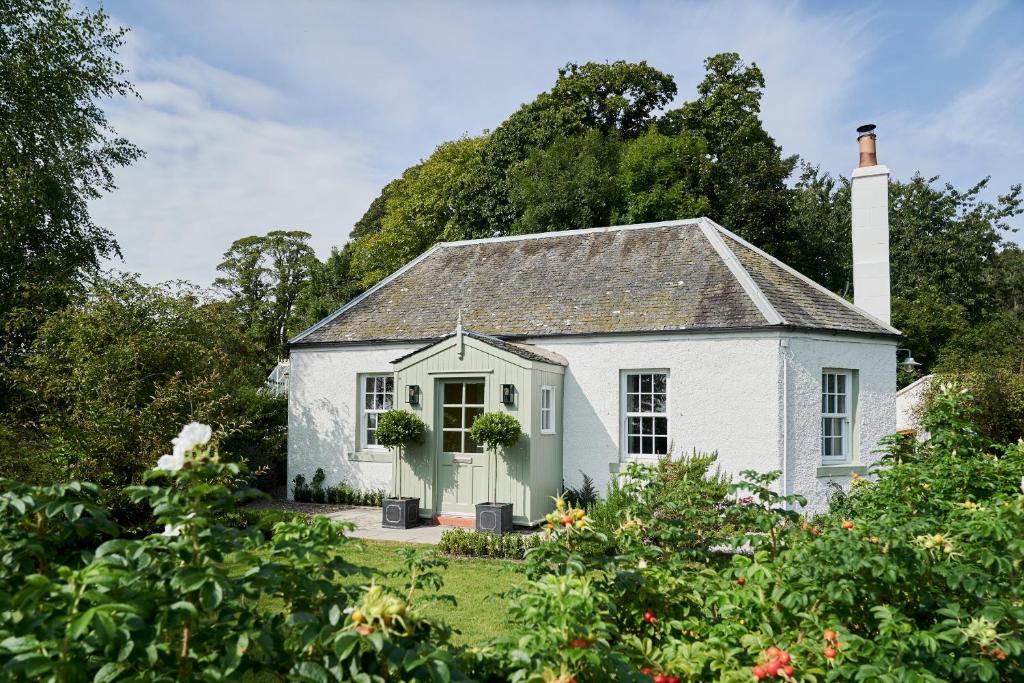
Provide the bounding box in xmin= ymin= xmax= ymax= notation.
xmin=407 ymin=385 xmax=420 ymax=405
xmin=500 ymin=384 xmax=515 ymax=405
xmin=897 ymin=348 xmax=921 ymax=368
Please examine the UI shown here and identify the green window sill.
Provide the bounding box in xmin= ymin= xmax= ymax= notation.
xmin=816 ymin=464 xmax=868 ymax=478
xmin=350 ymin=450 xmax=393 ymax=463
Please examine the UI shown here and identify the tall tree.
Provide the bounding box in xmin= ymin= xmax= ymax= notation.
xmin=0 ymin=0 xmax=142 ymax=408
xmin=666 ymin=53 xmax=797 ymax=258
xmin=616 ymin=129 xmax=711 ymax=225
xmin=508 ymin=130 xmax=623 ymax=234
xmin=215 ymin=230 xmax=317 ymax=355
xmin=349 ymin=137 xmax=484 ymax=287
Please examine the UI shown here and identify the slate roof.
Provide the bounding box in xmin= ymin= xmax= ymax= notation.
xmin=391 ymin=331 xmax=569 ymax=366
xmin=291 ymin=218 xmax=898 ymax=346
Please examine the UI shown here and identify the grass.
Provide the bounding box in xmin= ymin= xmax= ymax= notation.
xmin=336 ymin=540 xmax=526 ymax=645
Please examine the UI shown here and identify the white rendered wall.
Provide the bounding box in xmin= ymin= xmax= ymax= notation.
xmin=288 ymin=343 xmax=419 ymax=497
xmin=528 ymin=334 xmax=784 ymax=497
xmin=785 ymin=335 xmax=897 ymax=512
xmin=896 ymin=374 xmax=933 ymax=439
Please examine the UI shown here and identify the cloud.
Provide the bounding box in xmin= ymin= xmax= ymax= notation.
xmin=92 ymin=49 xmax=385 ymax=285
xmin=935 ymin=0 xmax=1005 ymax=55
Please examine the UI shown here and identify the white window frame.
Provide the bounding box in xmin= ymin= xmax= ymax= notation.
xmin=619 ymin=370 xmax=670 ymax=461
xmin=359 ymin=373 xmax=394 ymax=451
xmin=821 ymin=369 xmax=853 ymax=464
xmin=540 ymin=385 xmax=556 ymax=434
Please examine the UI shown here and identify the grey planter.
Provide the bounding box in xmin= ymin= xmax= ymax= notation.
xmin=475 ymin=502 xmax=514 ymax=535
xmin=382 ymin=497 xmax=420 ymax=529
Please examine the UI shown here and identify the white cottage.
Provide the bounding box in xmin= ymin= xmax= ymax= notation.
xmin=287 ymin=128 xmax=899 ymax=520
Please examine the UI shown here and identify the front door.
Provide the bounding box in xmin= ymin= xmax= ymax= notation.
xmin=436 ymin=380 xmax=488 ymax=515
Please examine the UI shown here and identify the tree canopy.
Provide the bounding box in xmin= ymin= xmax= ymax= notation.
xmin=0 ymin=0 xmax=142 ymax=409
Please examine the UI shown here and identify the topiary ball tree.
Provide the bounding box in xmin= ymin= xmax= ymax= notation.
xmin=374 ymin=410 xmax=427 ymax=450
xmin=469 ymin=412 xmax=521 ymax=454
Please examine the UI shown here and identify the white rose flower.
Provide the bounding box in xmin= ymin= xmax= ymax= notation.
xmin=161 ymin=523 xmax=182 ymax=537
xmin=172 ymin=422 xmax=213 ymax=454
xmin=155 ymin=451 xmax=185 ymax=472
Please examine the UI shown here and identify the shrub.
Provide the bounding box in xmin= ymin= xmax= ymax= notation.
xmin=0 ymin=423 xmax=459 ymax=681
xmin=310 ymin=467 xmax=327 ymax=503
xmin=563 ymin=471 xmax=599 ymax=510
xmin=437 ymin=528 xmax=542 ymax=559
xmin=292 ymin=473 xmax=311 ymax=502
xmin=468 ymin=411 xmax=521 ymax=452
xmin=374 ymin=409 xmax=428 ymax=449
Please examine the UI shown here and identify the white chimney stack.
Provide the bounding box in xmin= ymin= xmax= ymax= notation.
xmin=850 ymin=124 xmax=891 ymax=325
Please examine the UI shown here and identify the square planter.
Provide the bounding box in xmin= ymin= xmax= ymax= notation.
xmin=475 ymin=502 xmax=514 ymax=535
xmin=382 ymin=497 xmax=420 ymax=529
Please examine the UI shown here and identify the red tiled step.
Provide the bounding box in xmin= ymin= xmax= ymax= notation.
xmin=434 ymin=514 xmax=475 ymax=528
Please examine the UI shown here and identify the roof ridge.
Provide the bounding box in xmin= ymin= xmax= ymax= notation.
xmin=703 ymin=218 xmax=901 ymax=336
xmin=698 ymin=218 xmax=785 ymax=326
xmin=437 ymin=218 xmax=703 ymax=248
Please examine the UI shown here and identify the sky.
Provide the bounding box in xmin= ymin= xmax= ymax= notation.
xmin=86 ymin=0 xmax=1024 ymax=286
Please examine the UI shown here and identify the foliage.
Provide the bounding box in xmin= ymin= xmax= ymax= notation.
xmin=291 ymin=471 xmax=386 ymax=506
xmin=214 ymin=230 xmax=318 ymax=356
xmin=616 ymin=129 xmax=711 ymax=224
xmin=508 ymin=130 xmax=623 ymax=234
xmin=374 ymin=409 xmax=428 ymax=449
xmin=4 ymin=387 xmax=1024 ymax=681
xmin=349 ymin=137 xmax=485 ymax=286
xmin=563 ymin=472 xmax=600 ymax=511
xmin=437 ymin=528 xmax=543 ymax=560
xmin=0 ymin=0 xmax=142 ymax=411
xmin=479 ymin=385 xmax=1024 ymax=682
xmin=467 ymin=412 xmax=521 ymax=452
xmin=6 ymin=274 xmax=285 ymax=497
xmin=0 ymin=425 xmax=462 ymax=682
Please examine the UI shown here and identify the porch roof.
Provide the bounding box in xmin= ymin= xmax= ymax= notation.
xmin=391 ymin=330 xmax=568 ymax=367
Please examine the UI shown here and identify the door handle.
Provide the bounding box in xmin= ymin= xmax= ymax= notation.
xmin=453 ymin=456 xmax=472 ymax=464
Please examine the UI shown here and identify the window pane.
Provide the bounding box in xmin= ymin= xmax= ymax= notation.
xmin=465 ymin=383 xmax=485 ymax=405
xmin=627 ymin=394 xmax=639 ymax=412
xmin=465 ymin=406 xmax=484 ymax=427
xmin=465 ymin=432 xmax=484 ymax=453
xmin=823 ymin=418 xmax=832 ymax=437
xmin=640 ymin=374 xmax=652 ymax=392
xmin=541 ymin=410 xmax=551 ymax=431
xmin=628 ymin=435 xmax=641 ymax=455
xmin=833 ymin=436 xmax=844 ymax=457
xmin=834 ymin=419 xmax=844 ymax=438
xmin=643 ymin=436 xmax=654 ymax=454
xmin=627 ymin=374 xmax=639 ymax=392
xmin=653 ymin=395 xmax=666 ymax=413
xmin=654 ymin=417 xmax=667 ymax=436
xmin=823 ymin=436 xmax=832 ymax=456
xmin=443 ymin=430 xmax=461 ymax=452
xmin=653 ymin=374 xmax=666 ymax=393
xmin=374 ymin=394 xmax=384 ymax=410
xmin=541 ymin=389 xmax=550 ymax=410
xmin=836 ymin=394 xmax=846 ymax=414
xmin=384 ymin=376 xmax=394 ymax=392
xmin=627 ymin=416 xmax=641 ymax=435
xmin=640 ymin=395 xmax=653 ymax=412
xmin=443 ymin=407 xmax=461 ymax=428
xmin=828 ymin=374 xmax=835 ymax=393
xmin=383 ymin=394 xmax=393 ymax=410
xmin=365 ymin=376 xmax=375 ymax=393
xmin=365 ymin=393 xmax=374 ymax=410
xmin=654 ymin=436 xmax=668 ymax=455
xmin=443 ymin=383 xmax=461 ymax=405
xmin=837 ymin=374 xmax=846 ymax=394
xmin=367 ymin=429 xmax=376 ymax=446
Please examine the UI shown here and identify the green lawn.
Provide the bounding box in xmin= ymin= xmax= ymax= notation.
xmin=246 ymin=537 xmax=525 ymax=646
xmin=337 ymin=540 xmax=525 ymax=645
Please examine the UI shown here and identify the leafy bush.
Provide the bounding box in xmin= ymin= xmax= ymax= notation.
xmin=0 ymin=423 xmax=460 ymax=681
xmin=437 ymin=528 xmax=543 ymax=560
xmin=467 ymin=411 xmax=521 ymax=452
xmin=563 ymin=471 xmax=599 ymax=510
xmin=292 ymin=471 xmax=386 ymax=506
xmin=374 ymin=409 xmax=427 ymax=449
